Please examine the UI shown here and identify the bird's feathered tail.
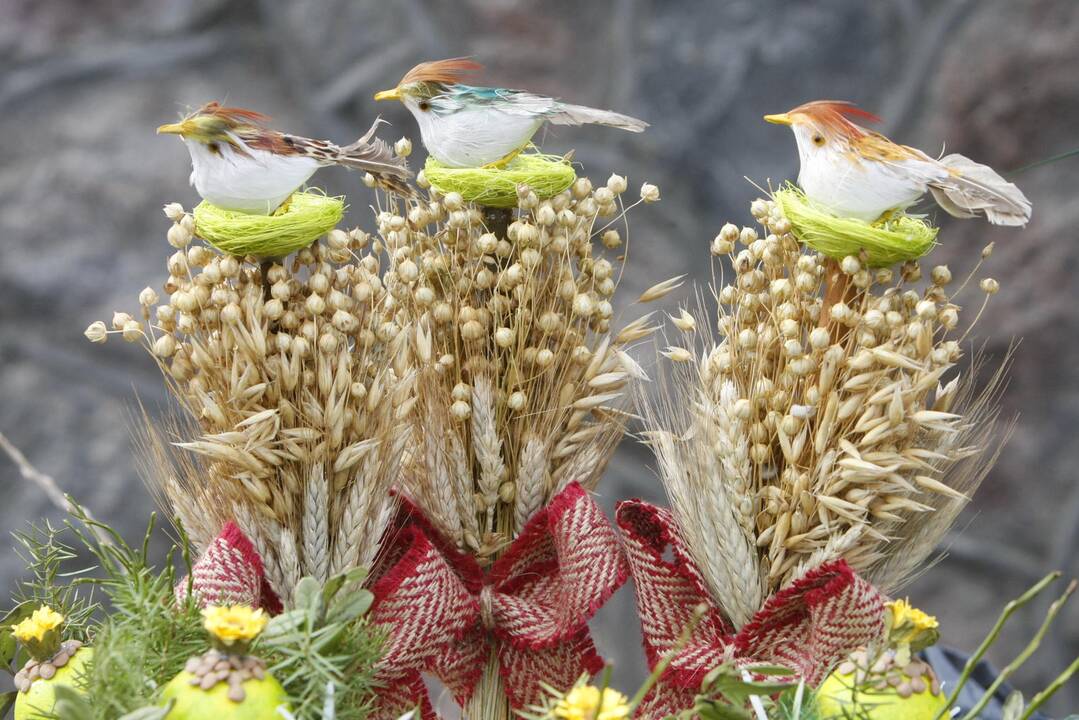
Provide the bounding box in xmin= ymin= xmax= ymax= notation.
xmin=339 ymin=118 xmax=417 ymax=197
xmin=293 ymin=118 xmax=415 ymax=197
xmin=548 ymin=103 xmax=648 ymax=132
xmin=929 ymin=153 xmax=1031 ymax=227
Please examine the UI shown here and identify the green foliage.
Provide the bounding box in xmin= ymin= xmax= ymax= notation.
xmin=676 ymin=664 xmax=803 ymax=720
xmin=4 ymin=504 xmax=386 ymax=720
xmin=258 ymin=568 xmax=384 ymax=720
xmin=8 ymin=520 xmax=98 ymax=649
xmin=935 ymin=573 xmax=1078 ymax=720
xmin=61 ymin=510 xmax=207 ymax=719
xmin=2 ymin=505 xmax=206 ymax=720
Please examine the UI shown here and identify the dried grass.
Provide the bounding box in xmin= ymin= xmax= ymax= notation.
xmin=390 ymin=175 xmax=661 ymax=565
xmin=110 ymin=208 xmax=414 ymax=593
xmin=641 ymin=197 xmax=1010 ymax=628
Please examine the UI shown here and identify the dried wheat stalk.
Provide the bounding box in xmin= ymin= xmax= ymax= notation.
xmin=388 ymin=174 xmax=664 ymax=562
xmin=97 ymin=202 xmax=415 ymax=597
xmin=376 ymin=173 xmax=663 ymax=720
xmin=642 ymin=196 xmax=1010 ymax=628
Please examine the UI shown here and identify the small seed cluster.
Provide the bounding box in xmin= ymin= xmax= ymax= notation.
xmin=649 ymin=196 xmax=1005 ymax=627
xmin=183 ymin=649 xmax=268 ymax=703
xmin=392 ymin=173 xmax=663 ymax=560
xmin=91 ymin=202 xmax=414 ymax=598
xmin=837 ymin=649 xmax=942 ymax=699
xmin=13 ymin=640 xmax=84 ymax=692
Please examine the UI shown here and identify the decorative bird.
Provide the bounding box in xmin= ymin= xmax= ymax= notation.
xmin=765 ymin=101 xmax=1031 ymax=226
xmin=374 ymin=58 xmax=648 ymax=168
xmin=157 ymin=102 xmax=411 ymax=214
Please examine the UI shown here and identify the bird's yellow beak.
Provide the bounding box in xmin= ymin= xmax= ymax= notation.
xmin=374 ymin=88 xmax=401 ymax=102
xmin=156 ymin=121 xmax=190 ymax=135
xmin=764 ymin=113 xmax=793 ymax=126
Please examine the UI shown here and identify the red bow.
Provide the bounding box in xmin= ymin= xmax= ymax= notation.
xmin=616 ymin=500 xmax=886 ymax=720
xmin=176 ymin=521 xmax=282 ymax=614
xmin=367 ymin=482 xmax=629 ymax=720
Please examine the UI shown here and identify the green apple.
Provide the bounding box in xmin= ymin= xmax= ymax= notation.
xmin=14 ymin=646 xmax=93 ymax=720
xmin=817 ymin=649 xmax=949 ymax=720
xmin=162 ymin=669 xmax=291 ymax=719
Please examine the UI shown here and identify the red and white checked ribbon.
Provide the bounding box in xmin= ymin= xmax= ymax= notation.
xmin=367 ymin=482 xmax=629 ymax=720
xmin=176 ymin=521 xmax=282 ymax=614
xmin=616 ymin=499 xmax=886 ymax=720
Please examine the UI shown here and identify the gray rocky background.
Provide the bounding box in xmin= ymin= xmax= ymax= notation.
xmin=1 ymin=0 xmax=1077 ymax=715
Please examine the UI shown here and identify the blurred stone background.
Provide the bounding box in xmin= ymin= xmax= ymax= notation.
xmin=1 ymin=0 xmax=1077 ymax=715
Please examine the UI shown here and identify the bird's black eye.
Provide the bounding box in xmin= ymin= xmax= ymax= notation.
xmin=812 ymin=134 xmax=825 ymax=147
xmin=208 ymin=142 xmax=221 ymax=155
xmin=418 ymin=101 xmax=430 ymax=112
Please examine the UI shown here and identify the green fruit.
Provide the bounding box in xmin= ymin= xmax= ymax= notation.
xmin=817 ymin=655 xmax=949 ymax=720
xmin=14 ymin=646 xmax=93 ymax=720
xmin=162 ymin=670 xmax=291 ymax=719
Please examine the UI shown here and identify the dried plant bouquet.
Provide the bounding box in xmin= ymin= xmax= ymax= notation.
xmin=84 ymin=166 xmax=668 ymax=718
xmin=382 ymin=172 xmax=665 ymax=718
xmin=396 ymin=174 xmax=662 ymax=552
xmin=644 ymin=195 xmax=1010 ymax=629
xmin=89 ymin=198 xmax=416 ymax=601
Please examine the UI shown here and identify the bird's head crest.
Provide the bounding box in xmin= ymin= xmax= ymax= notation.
xmin=157 ymin=102 xmax=270 ymax=142
xmin=375 ymin=58 xmax=483 ymax=102
xmin=400 ymin=58 xmax=483 ymax=87
xmin=765 ymin=101 xmax=881 ymax=141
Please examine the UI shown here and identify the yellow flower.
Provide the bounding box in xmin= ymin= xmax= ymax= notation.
xmin=553 ymin=685 xmax=631 ymax=720
xmin=11 ymin=606 xmax=65 ymax=643
xmin=201 ymin=605 xmax=267 ymax=646
xmin=887 ymin=598 xmax=940 ymax=652
xmin=889 ymin=599 xmax=938 ymax=633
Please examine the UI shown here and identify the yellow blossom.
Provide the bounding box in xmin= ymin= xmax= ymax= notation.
xmin=11 ymin=606 xmax=65 ymax=643
xmin=887 ymin=598 xmax=940 ymax=652
xmin=553 ymin=685 xmax=631 ymax=720
xmin=889 ymin=598 xmax=938 ymax=632
xmin=201 ymin=605 xmax=267 ymax=646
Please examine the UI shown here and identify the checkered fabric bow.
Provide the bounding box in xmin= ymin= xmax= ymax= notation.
xmin=175 ymin=521 xmax=282 ymax=613
xmin=616 ymin=499 xmax=886 ymax=719
xmin=367 ymin=482 xmax=629 ymax=720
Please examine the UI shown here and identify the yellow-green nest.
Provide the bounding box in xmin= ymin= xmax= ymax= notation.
xmin=774 ymin=185 xmax=937 ymax=267
xmin=424 ymin=153 xmax=577 ymax=208
xmin=193 ymin=191 xmax=345 ymax=258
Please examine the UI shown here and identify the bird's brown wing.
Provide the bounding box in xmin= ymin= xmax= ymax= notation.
xmin=243 ymin=120 xmax=414 ymax=197
xmin=851 ymin=132 xmax=923 ymax=163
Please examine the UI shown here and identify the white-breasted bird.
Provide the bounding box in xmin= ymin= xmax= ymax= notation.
xmin=374 ymin=58 xmax=648 ymax=168
xmin=157 ymin=102 xmax=411 ymax=214
xmin=765 ymin=101 xmax=1031 ymax=226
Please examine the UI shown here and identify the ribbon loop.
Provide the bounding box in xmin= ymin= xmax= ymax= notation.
xmin=616 ymin=498 xmax=887 ymax=720
xmin=367 ymin=482 xmax=628 ymax=718
xmin=176 ymin=521 xmax=282 ymax=614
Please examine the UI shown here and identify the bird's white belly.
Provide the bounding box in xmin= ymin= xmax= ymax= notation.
xmin=799 ymin=154 xmax=938 ymax=222
xmin=188 ymin=141 xmax=320 ymax=214
xmin=419 ymin=108 xmax=543 ymax=167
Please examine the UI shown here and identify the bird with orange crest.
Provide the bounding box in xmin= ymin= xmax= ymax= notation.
xmin=765 ymin=101 xmax=1031 ymax=226
xmin=158 ymin=102 xmax=410 ymax=214
xmin=375 ymin=58 xmax=648 ymax=168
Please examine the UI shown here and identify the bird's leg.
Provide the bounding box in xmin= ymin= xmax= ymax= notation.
xmin=873 ymin=208 xmax=899 ymax=227
xmin=481 ymin=145 xmax=525 ymax=170
xmin=272 ymin=195 xmax=294 ymax=216
xmin=259 ymin=259 xmax=274 ymax=303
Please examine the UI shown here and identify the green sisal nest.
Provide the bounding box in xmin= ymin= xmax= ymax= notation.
xmin=774 ymin=184 xmax=938 ymax=267
xmin=193 ymin=191 xmax=345 ymax=258
xmin=424 ymin=153 xmax=577 ymax=208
